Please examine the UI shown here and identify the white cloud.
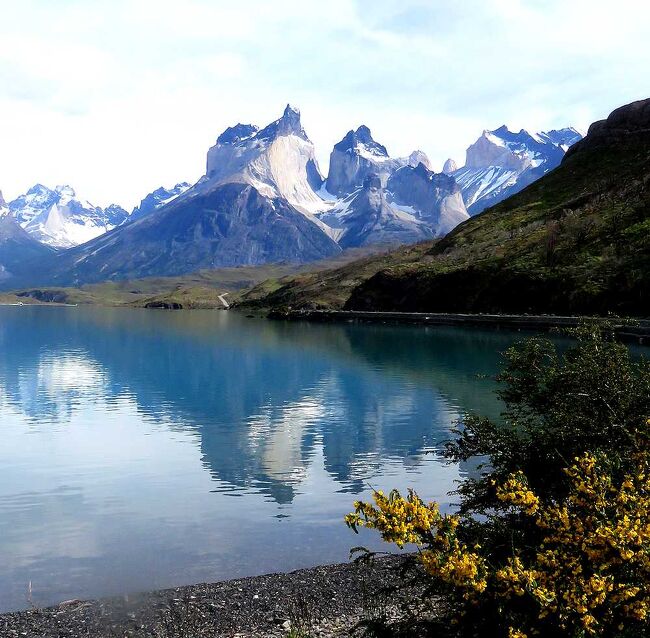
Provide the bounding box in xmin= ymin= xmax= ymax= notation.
xmin=0 ymin=0 xmax=649 ymax=208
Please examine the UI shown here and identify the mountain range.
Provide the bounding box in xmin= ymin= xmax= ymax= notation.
xmin=446 ymin=125 xmax=583 ymax=214
xmin=241 ymin=98 xmax=650 ymax=316
xmin=0 ymin=106 xmax=581 ymax=287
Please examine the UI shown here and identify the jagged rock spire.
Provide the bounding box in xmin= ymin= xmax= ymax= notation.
xmin=442 ymin=158 xmax=458 ymax=174
xmin=334 ymin=125 xmax=388 ymax=156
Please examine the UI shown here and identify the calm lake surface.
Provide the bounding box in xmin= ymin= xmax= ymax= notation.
xmin=0 ymin=307 xmax=522 ymax=612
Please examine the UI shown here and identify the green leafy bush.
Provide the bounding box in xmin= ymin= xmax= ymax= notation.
xmin=347 ymin=326 xmax=650 ymax=637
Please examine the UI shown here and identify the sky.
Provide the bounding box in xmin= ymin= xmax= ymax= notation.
xmin=1 ymin=0 xmax=649 ymax=209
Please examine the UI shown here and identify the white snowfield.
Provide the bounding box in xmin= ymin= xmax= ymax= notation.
xmin=9 ymin=185 xmax=127 ymax=249
xmin=453 ymin=166 xmax=520 ymax=209
xmin=8 ymin=182 xmax=192 ymax=249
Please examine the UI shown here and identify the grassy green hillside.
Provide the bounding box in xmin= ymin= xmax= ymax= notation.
xmin=237 ymin=241 xmax=434 ymax=311
xmin=348 ymin=136 xmax=650 ymax=315
xmin=3 ymin=247 xmax=381 ymax=309
xmin=241 ymin=100 xmax=650 ymax=317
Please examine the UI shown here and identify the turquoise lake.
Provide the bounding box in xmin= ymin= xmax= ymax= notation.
xmin=0 ymin=307 xmax=523 ymax=612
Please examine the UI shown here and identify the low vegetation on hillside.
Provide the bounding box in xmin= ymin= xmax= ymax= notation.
xmin=237 ymin=242 xmax=434 ymax=311
xmin=347 ymin=326 xmax=650 ymax=637
xmin=348 ymin=139 xmax=650 ymax=315
xmin=0 ymin=249 xmax=378 ymax=309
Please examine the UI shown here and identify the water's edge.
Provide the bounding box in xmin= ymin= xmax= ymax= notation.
xmin=268 ymin=310 xmax=650 ymax=343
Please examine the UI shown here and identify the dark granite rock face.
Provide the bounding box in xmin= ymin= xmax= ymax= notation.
xmin=333 ymin=125 xmax=388 ymax=156
xmin=102 ymin=204 xmax=130 ymax=227
xmin=305 ymin=158 xmax=325 ymax=191
xmin=326 ymin=126 xmax=394 ymax=197
xmin=335 ymin=173 xmax=432 ymax=249
xmin=130 ymin=183 xmax=191 ymax=222
xmin=216 ymin=124 xmax=259 ymax=145
xmin=565 ymin=98 xmax=650 ymax=158
xmin=257 ymin=104 xmax=308 ymax=141
xmin=387 ymin=163 xmax=468 ymax=235
xmin=389 ymin=163 xmax=459 ymax=208
xmin=27 ymin=183 xmax=341 ymax=286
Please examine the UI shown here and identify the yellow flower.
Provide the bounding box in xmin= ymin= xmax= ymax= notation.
xmin=347 ymin=444 xmax=650 ymax=637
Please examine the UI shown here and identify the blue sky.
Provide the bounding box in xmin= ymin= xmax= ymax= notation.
xmin=1 ymin=0 xmax=649 ymax=208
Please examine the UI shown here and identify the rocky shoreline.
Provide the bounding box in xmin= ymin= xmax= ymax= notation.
xmin=0 ymin=556 xmax=428 ymax=638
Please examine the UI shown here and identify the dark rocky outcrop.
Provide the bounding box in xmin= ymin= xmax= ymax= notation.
xmin=216 ymin=123 xmax=259 ymax=145
xmin=15 ymin=289 xmax=69 ymax=303
xmin=564 ymin=98 xmax=650 ymax=158
xmin=256 ymin=104 xmax=308 ymax=141
xmin=144 ymin=301 xmax=184 ymax=309
xmin=387 ymin=163 xmax=468 ymax=235
xmin=336 ymin=173 xmax=430 ymax=248
xmin=130 ymin=183 xmax=191 ymax=222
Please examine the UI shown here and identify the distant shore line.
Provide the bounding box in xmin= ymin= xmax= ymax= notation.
xmin=268 ymin=309 xmax=650 ymax=343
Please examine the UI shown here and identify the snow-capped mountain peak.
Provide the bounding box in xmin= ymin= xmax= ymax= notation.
xmin=130 ymin=182 xmax=192 ymax=221
xmin=452 ymin=124 xmax=583 ymax=214
xmin=8 ymin=184 xmax=129 ymax=248
xmin=536 ymin=127 xmax=584 ymax=150
xmin=326 ymin=126 xmax=433 ymax=197
xmin=204 ymin=105 xmax=325 ymax=218
xmin=2 ymin=105 xmax=583 ymax=284
xmin=334 ymin=125 xmax=389 ymax=159
xmin=55 ymin=184 xmax=76 ymax=199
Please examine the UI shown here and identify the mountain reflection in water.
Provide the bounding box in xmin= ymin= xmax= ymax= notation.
xmin=0 ymin=307 xmax=512 ymax=612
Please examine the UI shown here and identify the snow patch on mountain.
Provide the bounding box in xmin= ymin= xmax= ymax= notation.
xmin=325 ymin=125 xmax=433 ymax=197
xmin=131 ymin=182 xmax=192 ymax=221
xmin=204 ymin=105 xmax=328 ymax=218
xmin=452 ymin=125 xmax=583 ymax=214
xmin=9 ymin=185 xmax=129 ymax=248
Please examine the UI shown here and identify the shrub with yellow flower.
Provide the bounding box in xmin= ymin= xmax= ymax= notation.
xmin=346 ymin=327 xmax=650 ymax=638
xmin=348 ymin=443 xmax=649 ymax=637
